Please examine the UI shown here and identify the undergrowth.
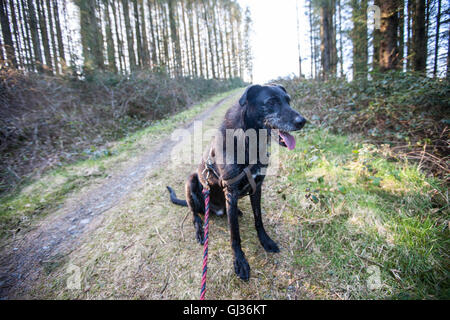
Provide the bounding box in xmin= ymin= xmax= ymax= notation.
xmin=278 ymin=72 xmax=449 ymax=181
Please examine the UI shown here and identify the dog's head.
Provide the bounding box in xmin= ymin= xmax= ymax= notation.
xmin=239 ymin=84 xmax=306 ymax=150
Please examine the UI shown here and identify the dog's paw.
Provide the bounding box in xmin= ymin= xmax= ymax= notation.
xmin=194 ymin=222 xmax=204 ymax=245
xmin=196 ymin=230 xmax=204 ymax=245
xmin=234 ymin=255 xmax=250 ymax=281
xmin=260 ymin=235 xmax=280 ymax=253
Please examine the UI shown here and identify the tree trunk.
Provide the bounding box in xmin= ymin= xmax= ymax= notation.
xmin=0 ymin=0 xmax=17 ymax=68
xmin=398 ymin=0 xmax=405 ymax=70
xmin=187 ymin=1 xmax=198 ymax=77
xmin=211 ymin=0 xmax=221 ymax=78
xmin=337 ymin=0 xmax=344 ymax=77
xmin=9 ymin=1 xmax=22 ymax=68
xmin=19 ymin=0 xmax=33 ymax=70
xmin=27 ymin=0 xmax=43 ymax=71
xmin=112 ymin=0 xmax=125 ymax=72
xmin=139 ymin=0 xmax=150 ymax=67
xmin=161 ymin=1 xmax=171 ymax=75
xmin=218 ymin=5 xmax=226 ymax=79
xmin=412 ymin=0 xmax=427 ymax=72
xmin=433 ymin=0 xmax=441 ymax=77
xmin=351 ymin=0 xmax=368 ymax=78
xmin=168 ymin=0 xmax=182 ymax=76
xmin=133 ymin=0 xmax=143 ymax=67
xmin=225 ymin=7 xmax=232 ymax=79
xmin=309 ymin=0 xmax=314 ymax=78
xmin=320 ymin=1 xmax=333 ymax=79
xmin=45 ymin=0 xmax=58 ymax=73
xmin=447 ymin=18 xmax=450 ymax=78
xmin=196 ymin=3 xmax=204 ymax=77
xmin=373 ymin=0 xmax=381 ymax=71
xmin=243 ymin=6 xmax=252 ymax=82
xmin=78 ymin=0 xmax=104 ymax=72
xmin=203 ymin=0 xmax=215 ymax=78
xmin=147 ymin=0 xmax=158 ymax=68
xmin=379 ymin=0 xmax=400 ymax=71
xmin=181 ymin=0 xmax=192 ymax=76
xmin=52 ymin=0 xmax=65 ymax=68
xmin=37 ymin=0 xmax=53 ymax=72
xmin=121 ymin=0 xmax=136 ymax=71
xmin=104 ymin=0 xmax=117 ymax=72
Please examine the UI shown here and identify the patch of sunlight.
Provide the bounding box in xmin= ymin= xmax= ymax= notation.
xmin=381 ymin=175 xmax=412 ymax=194
xmin=21 ymin=173 xmax=68 ymax=196
xmin=346 ymin=205 xmax=394 ymax=244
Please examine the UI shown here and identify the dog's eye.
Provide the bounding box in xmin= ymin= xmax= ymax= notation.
xmin=266 ymin=97 xmax=278 ymax=107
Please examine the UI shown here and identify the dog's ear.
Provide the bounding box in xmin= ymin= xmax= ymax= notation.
xmin=239 ymin=85 xmax=262 ymax=106
xmin=268 ymin=83 xmax=287 ymax=93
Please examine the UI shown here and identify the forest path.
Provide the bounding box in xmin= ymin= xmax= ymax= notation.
xmin=0 ymin=90 xmax=241 ymax=299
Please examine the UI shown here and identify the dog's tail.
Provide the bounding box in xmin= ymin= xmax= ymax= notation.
xmin=166 ymin=186 xmax=188 ymax=207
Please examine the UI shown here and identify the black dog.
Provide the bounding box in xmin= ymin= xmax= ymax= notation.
xmin=167 ymin=84 xmax=306 ymax=281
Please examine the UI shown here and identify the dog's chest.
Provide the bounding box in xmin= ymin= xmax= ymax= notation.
xmin=238 ymin=167 xmax=265 ymax=198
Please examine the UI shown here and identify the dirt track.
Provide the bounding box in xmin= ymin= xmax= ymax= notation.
xmin=0 ymin=93 xmax=237 ymax=299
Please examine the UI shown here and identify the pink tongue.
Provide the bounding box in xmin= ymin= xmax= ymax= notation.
xmin=280 ymin=132 xmax=296 ymax=150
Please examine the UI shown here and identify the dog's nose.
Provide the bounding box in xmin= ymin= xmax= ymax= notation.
xmin=294 ymin=116 xmax=307 ymax=129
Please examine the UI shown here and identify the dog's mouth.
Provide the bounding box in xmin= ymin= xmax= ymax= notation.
xmin=278 ymin=131 xmax=296 ymax=150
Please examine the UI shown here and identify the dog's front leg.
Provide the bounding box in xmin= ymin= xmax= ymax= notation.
xmin=225 ymin=187 xmax=250 ymax=281
xmin=250 ymin=185 xmax=280 ymax=253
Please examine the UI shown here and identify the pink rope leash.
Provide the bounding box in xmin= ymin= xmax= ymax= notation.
xmin=200 ymin=188 xmax=210 ymax=300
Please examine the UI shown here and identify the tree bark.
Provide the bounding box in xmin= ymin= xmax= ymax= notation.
xmin=168 ymin=0 xmax=182 ymax=76
xmin=104 ymin=0 xmax=117 ymax=72
xmin=52 ymin=0 xmax=65 ymax=68
xmin=37 ymin=0 xmax=53 ymax=72
xmin=379 ymin=0 xmax=400 ymax=71
xmin=9 ymin=1 xmax=22 ymax=68
xmin=351 ymin=0 xmax=368 ymax=78
xmin=412 ymin=0 xmax=427 ymax=72
xmin=320 ymin=1 xmax=333 ymax=79
xmin=0 ymin=0 xmax=17 ymax=68
xmin=133 ymin=0 xmax=143 ymax=67
xmin=181 ymin=0 xmax=192 ymax=76
xmin=398 ymin=0 xmax=405 ymax=70
xmin=147 ymin=0 xmax=158 ymax=68
xmin=18 ymin=0 xmax=33 ymax=69
xmin=112 ymin=0 xmax=125 ymax=72
xmin=139 ymin=0 xmax=150 ymax=67
xmin=121 ymin=0 xmax=136 ymax=71
xmin=433 ymin=0 xmax=441 ymax=77
xmin=195 ymin=3 xmax=204 ymax=77
xmin=203 ymin=0 xmax=215 ymax=78
xmin=45 ymin=0 xmax=58 ymax=72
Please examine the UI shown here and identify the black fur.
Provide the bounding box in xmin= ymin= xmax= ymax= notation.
xmin=167 ymin=84 xmax=306 ymax=281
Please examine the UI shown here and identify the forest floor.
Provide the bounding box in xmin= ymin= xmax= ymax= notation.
xmin=0 ymin=87 xmax=447 ymax=299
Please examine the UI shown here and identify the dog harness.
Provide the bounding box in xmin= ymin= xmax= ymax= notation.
xmin=202 ymin=149 xmax=257 ymax=196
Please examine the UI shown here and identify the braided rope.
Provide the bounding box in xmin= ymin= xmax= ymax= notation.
xmin=200 ymin=188 xmax=210 ymax=300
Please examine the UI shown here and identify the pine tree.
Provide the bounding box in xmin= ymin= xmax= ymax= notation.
xmin=412 ymin=0 xmax=427 ymax=72
xmin=379 ymin=0 xmax=400 ymax=71
xmin=351 ymin=0 xmax=368 ymax=78
xmin=0 ymin=0 xmax=18 ymax=67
